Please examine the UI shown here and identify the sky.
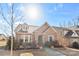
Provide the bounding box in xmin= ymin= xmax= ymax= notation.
xmin=0 ymin=3 xmax=79 ymax=36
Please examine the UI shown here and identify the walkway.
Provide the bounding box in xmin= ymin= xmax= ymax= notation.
xmin=44 ymin=47 xmax=65 ymax=56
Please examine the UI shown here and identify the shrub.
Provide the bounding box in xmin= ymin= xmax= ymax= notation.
xmin=45 ymin=40 xmax=60 ymax=48
xmin=6 ymin=38 xmax=18 ymax=50
xmin=45 ymin=41 xmax=52 ymax=48
xmin=52 ymin=40 xmax=63 ymax=47
xmin=30 ymin=42 xmax=37 ymax=48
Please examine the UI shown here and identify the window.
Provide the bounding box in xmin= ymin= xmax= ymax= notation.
xmin=25 ymin=39 xmax=28 ymax=42
xmin=49 ymin=36 xmax=52 ymax=42
xmin=20 ymin=39 xmax=23 ymax=45
xmin=48 ymin=35 xmax=54 ymax=42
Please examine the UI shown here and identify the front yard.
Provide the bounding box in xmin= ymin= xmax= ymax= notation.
xmin=0 ymin=39 xmax=79 ymax=56
xmin=0 ymin=46 xmax=79 ymax=56
xmin=0 ymin=49 xmax=47 ymax=56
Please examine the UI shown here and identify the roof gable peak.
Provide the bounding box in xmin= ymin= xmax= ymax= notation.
xmin=71 ymin=30 xmax=79 ymax=37
xmin=44 ymin=22 xmax=49 ymax=25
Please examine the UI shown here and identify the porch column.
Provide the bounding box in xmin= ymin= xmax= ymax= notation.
xmin=23 ymin=35 xmax=25 ymax=43
xmin=28 ymin=35 xmax=31 ymax=43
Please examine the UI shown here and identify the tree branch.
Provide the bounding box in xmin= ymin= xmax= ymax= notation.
xmin=0 ymin=4 xmax=11 ymax=26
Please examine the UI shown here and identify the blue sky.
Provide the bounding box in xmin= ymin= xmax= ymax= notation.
xmin=0 ymin=3 xmax=79 ymax=36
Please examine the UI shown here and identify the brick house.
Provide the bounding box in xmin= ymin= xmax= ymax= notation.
xmin=0 ymin=34 xmax=7 ymax=41
xmin=53 ymin=25 xmax=79 ymax=48
xmin=64 ymin=26 xmax=79 ymax=48
xmin=15 ymin=22 xmax=69 ymax=48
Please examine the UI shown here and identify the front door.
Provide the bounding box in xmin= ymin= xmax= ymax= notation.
xmin=38 ymin=35 xmax=43 ymax=46
xmin=72 ymin=42 xmax=79 ymax=49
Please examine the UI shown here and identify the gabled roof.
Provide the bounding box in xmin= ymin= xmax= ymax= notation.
xmin=71 ymin=30 xmax=79 ymax=37
xmin=33 ymin=22 xmax=49 ymax=33
xmin=65 ymin=30 xmax=79 ymax=38
xmin=15 ymin=23 xmax=39 ymax=33
xmin=65 ymin=30 xmax=73 ymax=37
xmin=76 ymin=30 xmax=79 ymax=35
xmin=33 ymin=22 xmax=58 ymax=34
xmin=0 ymin=34 xmax=7 ymax=40
xmin=18 ymin=28 xmax=28 ymax=33
xmin=43 ymin=25 xmax=58 ymax=34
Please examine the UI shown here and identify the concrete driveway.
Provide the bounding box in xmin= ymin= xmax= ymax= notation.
xmin=44 ymin=47 xmax=65 ymax=56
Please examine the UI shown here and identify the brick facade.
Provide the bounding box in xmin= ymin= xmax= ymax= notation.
xmin=15 ymin=22 xmax=69 ymax=48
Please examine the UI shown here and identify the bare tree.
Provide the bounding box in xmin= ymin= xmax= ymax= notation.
xmin=71 ymin=16 xmax=79 ymax=26
xmin=59 ymin=22 xmax=63 ymax=27
xmin=76 ymin=16 xmax=79 ymax=26
xmin=0 ymin=3 xmax=24 ymax=56
xmin=59 ymin=21 xmax=67 ymax=28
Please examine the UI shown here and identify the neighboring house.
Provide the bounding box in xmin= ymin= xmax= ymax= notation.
xmin=15 ymin=22 xmax=68 ymax=48
xmin=64 ymin=26 xmax=79 ymax=47
xmin=0 ymin=34 xmax=7 ymax=40
xmin=0 ymin=34 xmax=7 ymax=46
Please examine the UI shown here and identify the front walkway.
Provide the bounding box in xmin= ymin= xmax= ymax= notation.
xmin=44 ymin=47 xmax=65 ymax=56
xmin=54 ymin=47 xmax=79 ymax=56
